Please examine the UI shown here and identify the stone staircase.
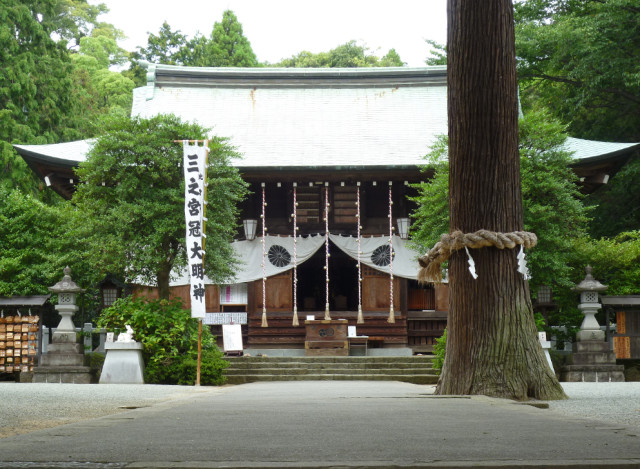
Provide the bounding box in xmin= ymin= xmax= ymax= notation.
xmin=223 ymin=356 xmax=438 ymax=385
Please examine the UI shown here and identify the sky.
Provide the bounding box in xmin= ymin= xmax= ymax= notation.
xmin=96 ymin=0 xmax=448 ymax=67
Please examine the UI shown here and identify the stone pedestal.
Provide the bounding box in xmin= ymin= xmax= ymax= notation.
xmin=561 ymin=341 xmax=625 ymax=382
xmin=100 ymin=342 xmax=145 ymax=384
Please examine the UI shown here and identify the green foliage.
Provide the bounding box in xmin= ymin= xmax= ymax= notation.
xmin=515 ymin=0 xmax=640 ymax=142
xmin=70 ymin=33 xmax=134 ymax=134
xmin=410 ymin=109 xmax=590 ymax=297
xmin=534 ymin=313 xmax=546 ymax=331
xmin=0 ymin=188 xmax=63 ymax=296
xmin=571 ymin=232 xmax=640 ymax=295
xmin=274 ymin=41 xmax=404 ymax=68
xmin=586 ymin=157 xmax=640 ymax=238
xmin=206 ymin=10 xmax=258 ymax=67
xmin=408 ymin=135 xmax=449 ymax=250
xmin=1 ymin=0 xmax=130 ymax=194
xmin=127 ymin=11 xmax=259 ymax=86
xmin=519 ymin=109 xmax=590 ymax=292
xmin=432 ymin=328 xmax=446 ymax=375
xmin=49 ymin=0 xmax=113 ymax=49
xmin=424 ymin=40 xmax=447 ymax=66
xmin=1 ymin=0 xmax=78 ymax=173
xmin=0 ymin=187 xmax=102 ymax=320
xmin=97 ymin=296 xmax=228 ymax=385
xmin=72 ymin=114 xmax=247 ymax=298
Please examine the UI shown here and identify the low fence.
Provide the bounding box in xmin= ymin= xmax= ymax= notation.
xmin=42 ymin=323 xmax=108 ymax=354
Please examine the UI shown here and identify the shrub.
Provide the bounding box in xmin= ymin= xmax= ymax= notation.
xmin=97 ymin=296 xmax=228 ymax=385
xmin=432 ymin=328 xmax=447 ymax=375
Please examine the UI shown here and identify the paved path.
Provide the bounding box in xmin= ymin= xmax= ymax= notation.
xmin=0 ymin=381 xmax=639 ymax=468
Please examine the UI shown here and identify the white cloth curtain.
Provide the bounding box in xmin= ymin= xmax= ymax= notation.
xmin=328 ymin=234 xmax=421 ymax=280
xmin=230 ymin=234 xmax=325 ymax=283
xmin=167 ymin=233 xmax=421 ymax=286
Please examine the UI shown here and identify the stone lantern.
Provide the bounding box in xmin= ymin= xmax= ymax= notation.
xmin=560 ymin=265 xmax=625 ymax=382
xmin=573 ymin=265 xmax=607 ymax=342
xmin=32 ymin=267 xmax=93 ymax=383
xmin=48 ymin=266 xmax=85 ymax=343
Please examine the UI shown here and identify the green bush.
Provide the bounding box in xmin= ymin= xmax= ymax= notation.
xmin=432 ymin=328 xmax=447 ymax=375
xmin=97 ymin=296 xmax=228 ymax=385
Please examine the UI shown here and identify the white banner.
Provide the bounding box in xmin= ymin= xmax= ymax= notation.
xmin=183 ymin=141 xmax=208 ymax=318
xmin=329 ymin=234 xmax=421 ymax=280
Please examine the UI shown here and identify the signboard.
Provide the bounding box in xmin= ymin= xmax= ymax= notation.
xmin=204 ymin=312 xmax=248 ymax=325
xmin=222 ymin=324 xmax=243 ymax=352
xmin=220 ymin=284 xmax=248 ymax=305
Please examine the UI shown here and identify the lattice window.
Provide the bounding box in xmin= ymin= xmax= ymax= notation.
xmin=102 ymin=288 xmax=118 ymax=306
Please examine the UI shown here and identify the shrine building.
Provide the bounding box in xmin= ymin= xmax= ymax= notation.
xmin=14 ymin=65 xmax=640 ymax=355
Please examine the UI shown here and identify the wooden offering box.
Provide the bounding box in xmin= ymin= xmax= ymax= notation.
xmin=305 ymin=319 xmax=348 ymax=356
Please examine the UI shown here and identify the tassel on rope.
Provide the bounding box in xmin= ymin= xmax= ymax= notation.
xmin=356 ymin=182 xmax=364 ymax=325
xmin=324 ymin=183 xmax=331 ymax=321
xmin=387 ymin=181 xmax=395 ymax=324
xmin=292 ymin=182 xmax=299 ymax=326
xmin=261 ymin=183 xmax=268 ymax=328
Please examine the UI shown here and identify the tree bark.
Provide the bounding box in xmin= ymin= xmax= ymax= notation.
xmin=157 ymin=266 xmax=171 ymax=300
xmin=437 ymin=0 xmax=567 ymax=400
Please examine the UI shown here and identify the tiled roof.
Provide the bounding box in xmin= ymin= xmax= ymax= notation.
xmin=132 ymin=65 xmax=449 ymax=169
xmin=13 ymin=66 xmax=639 ymax=169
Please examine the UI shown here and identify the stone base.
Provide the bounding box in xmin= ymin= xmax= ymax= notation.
xmin=560 ymin=340 xmax=625 ymax=382
xmin=99 ymin=342 xmax=145 ymax=384
xmin=560 ymin=365 xmax=626 ymax=382
xmin=32 ymin=332 xmax=91 ymax=384
xmin=32 ymin=366 xmax=93 ymax=384
xmin=577 ymin=329 xmax=605 ymax=342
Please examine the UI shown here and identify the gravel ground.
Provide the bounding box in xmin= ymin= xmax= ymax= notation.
xmin=0 ymin=381 xmax=638 ymax=439
xmin=547 ymin=382 xmax=640 ymax=429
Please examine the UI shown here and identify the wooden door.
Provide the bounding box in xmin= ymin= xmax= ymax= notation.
xmin=254 ymin=270 xmax=293 ymax=312
xmin=361 ymin=265 xmax=400 ymax=312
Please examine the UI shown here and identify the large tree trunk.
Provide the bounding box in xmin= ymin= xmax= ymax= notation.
xmin=437 ymin=0 xmax=566 ymax=400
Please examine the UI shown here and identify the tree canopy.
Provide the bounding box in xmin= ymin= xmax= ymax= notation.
xmin=515 ymin=0 xmax=640 ymax=142
xmin=126 ymin=11 xmax=259 ymax=86
xmin=274 ymin=41 xmax=404 ymax=68
xmin=72 ymin=114 xmax=247 ymax=299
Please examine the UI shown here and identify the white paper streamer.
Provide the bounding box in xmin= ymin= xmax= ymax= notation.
xmin=464 ymin=246 xmax=478 ymax=280
xmin=517 ymin=245 xmax=531 ymax=280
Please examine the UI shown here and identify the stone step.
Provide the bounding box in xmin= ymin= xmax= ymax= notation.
xmin=224 ymin=366 xmax=434 ymax=375
xmin=225 ymin=373 xmax=438 ymax=385
xmin=225 ymin=362 xmax=434 ymax=371
xmin=223 ymin=356 xmax=437 ymax=385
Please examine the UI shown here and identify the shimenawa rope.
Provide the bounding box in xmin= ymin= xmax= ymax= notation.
xmin=417 ymin=229 xmax=537 ymax=284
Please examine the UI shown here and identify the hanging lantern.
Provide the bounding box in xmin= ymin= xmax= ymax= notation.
xmin=243 ymin=219 xmax=258 ymax=241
